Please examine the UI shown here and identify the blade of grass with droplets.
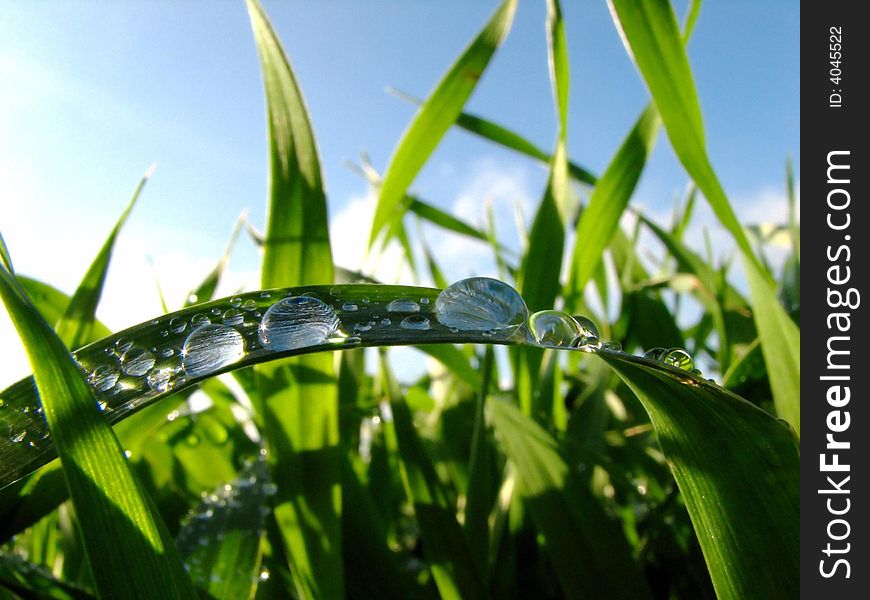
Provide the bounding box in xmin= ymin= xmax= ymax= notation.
xmin=0 ymin=268 xmax=194 ymax=599
xmin=598 ymin=350 xmax=798 ymax=599
xmin=368 ymin=0 xmax=517 ymax=250
xmin=608 ymin=0 xmax=800 ymax=431
xmin=388 ymin=87 xmax=598 ymax=186
xmin=246 ymin=1 xmax=341 ymax=597
xmin=55 ymin=167 xmax=152 ymax=348
xmin=488 ymin=399 xmax=652 ymax=599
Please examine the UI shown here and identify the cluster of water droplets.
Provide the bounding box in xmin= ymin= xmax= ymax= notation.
xmin=176 ymin=451 xmax=274 ymax=588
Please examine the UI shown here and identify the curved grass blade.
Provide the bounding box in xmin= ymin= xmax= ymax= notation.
xmin=55 ymin=166 xmax=152 ymax=348
xmin=388 ymin=87 xmax=597 ymax=186
xmin=607 ymin=0 xmax=799 ymax=431
xmin=246 ymin=0 xmax=340 ymax=597
xmin=599 ymin=349 xmax=798 ymax=599
xmin=488 ymin=398 xmax=652 ymax=599
xmin=0 ymin=267 xmax=195 ymax=599
xmin=369 ymin=0 xmax=517 ymax=250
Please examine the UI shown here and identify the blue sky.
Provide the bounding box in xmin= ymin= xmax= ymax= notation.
xmin=0 ymin=1 xmax=798 ymax=385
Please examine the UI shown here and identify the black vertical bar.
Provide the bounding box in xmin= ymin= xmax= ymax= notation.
xmin=802 ymin=3 xmax=868 ymax=597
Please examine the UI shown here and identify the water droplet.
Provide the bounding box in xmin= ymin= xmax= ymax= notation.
xmin=242 ymin=299 xmax=257 ymax=311
xmin=342 ymin=302 xmax=359 ymax=311
xmin=258 ymin=296 xmax=340 ymax=351
xmin=381 ymin=318 xmax=392 ymax=327
xmin=354 ymin=321 xmax=373 ymax=333
xmin=400 ymin=315 xmax=430 ymax=330
xmin=223 ymin=308 xmax=244 ymax=326
xmin=571 ymin=316 xmax=600 ymax=341
xmin=600 ymin=341 xmax=622 ymax=352
xmin=260 ymin=291 xmax=271 ymax=299
xmin=529 ymin=310 xmax=583 ymax=348
xmin=158 ymin=346 xmax=177 ymax=358
xmin=191 ymin=313 xmax=211 ymax=326
xmin=435 ymin=277 xmax=527 ymax=336
xmin=90 ymin=365 xmax=120 ymax=392
xmin=230 ymin=296 xmax=242 ymax=308
xmin=643 ymin=347 xmax=667 ymax=361
xmin=120 ymin=348 xmax=156 ymax=377
xmin=259 ymin=568 xmax=271 ymax=581
xmin=663 ymin=348 xmax=694 ymax=371
xmin=168 ymin=316 xmax=187 ymax=334
xmin=420 ymin=297 xmax=430 ymax=305
xmin=98 ymin=399 xmax=109 ymax=411
xmin=386 ymin=298 xmax=420 ymax=313
xmin=146 ymin=368 xmax=174 ymax=392
xmin=690 ymin=368 xmax=703 ymax=377
xmin=115 ymin=337 xmax=133 ymax=352
xmin=210 ymin=307 xmax=221 ymax=316
xmin=11 ymin=430 xmax=26 ymax=443
xmin=182 ymin=324 xmax=245 ymax=377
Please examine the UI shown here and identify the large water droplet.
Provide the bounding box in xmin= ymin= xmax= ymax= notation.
xmin=169 ymin=316 xmax=187 ymax=334
xmin=223 ymin=308 xmax=244 ymax=326
xmin=386 ymin=298 xmax=420 ymax=313
xmin=663 ymin=348 xmax=694 ymax=371
xmin=90 ymin=365 xmax=120 ymax=392
xmin=342 ymin=302 xmax=358 ymax=312
xmin=528 ymin=310 xmax=582 ymax=348
xmin=182 ymin=324 xmax=245 ymax=377
xmin=400 ymin=315 xmax=430 ymax=330
xmin=643 ymin=347 xmax=667 ymax=361
xmin=434 ymin=277 xmax=527 ymax=336
xmin=258 ymin=296 xmax=340 ymax=351
xmin=146 ymin=367 xmax=174 ymax=392
xmin=120 ymin=348 xmax=156 ymax=377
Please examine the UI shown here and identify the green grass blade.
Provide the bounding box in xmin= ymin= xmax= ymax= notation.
xmin=0 ymin=268 xmax=194 ymax=599
xmin=176 ymin=457 xmax=269 ymax=600
xmin=743 ymin=255 xmax=800 ymax=433
xmin=18 ymin=277 xmax=112 ymax=342
xmin=55 ymin=166 xmax=152 ymax=348
xmin=184 ymin=212 xmax=245 ymax=307
xmin=247 ymin=0 xmax=333 ymax=288
xmin=369 ymin=0 xmax=517 ymax=249
xmin=0 ymin=232 xmax=14 ymax=274
xmin=488 ymin=399 xmax=652 ymax=599
xmin=408 ymin=197 xmax=489 ymax=243
xmin=388 ymin=88 xmax=597 ymax=186
xmin=607 ymin=0 xmax=799 ymax=430
xmin=565 ymin=105 xmax=660 ymax=306
xmin=599 ymin=350 xmax=798 ymax=599
xmin=246 ymin=1 xmax=341 ymax=597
